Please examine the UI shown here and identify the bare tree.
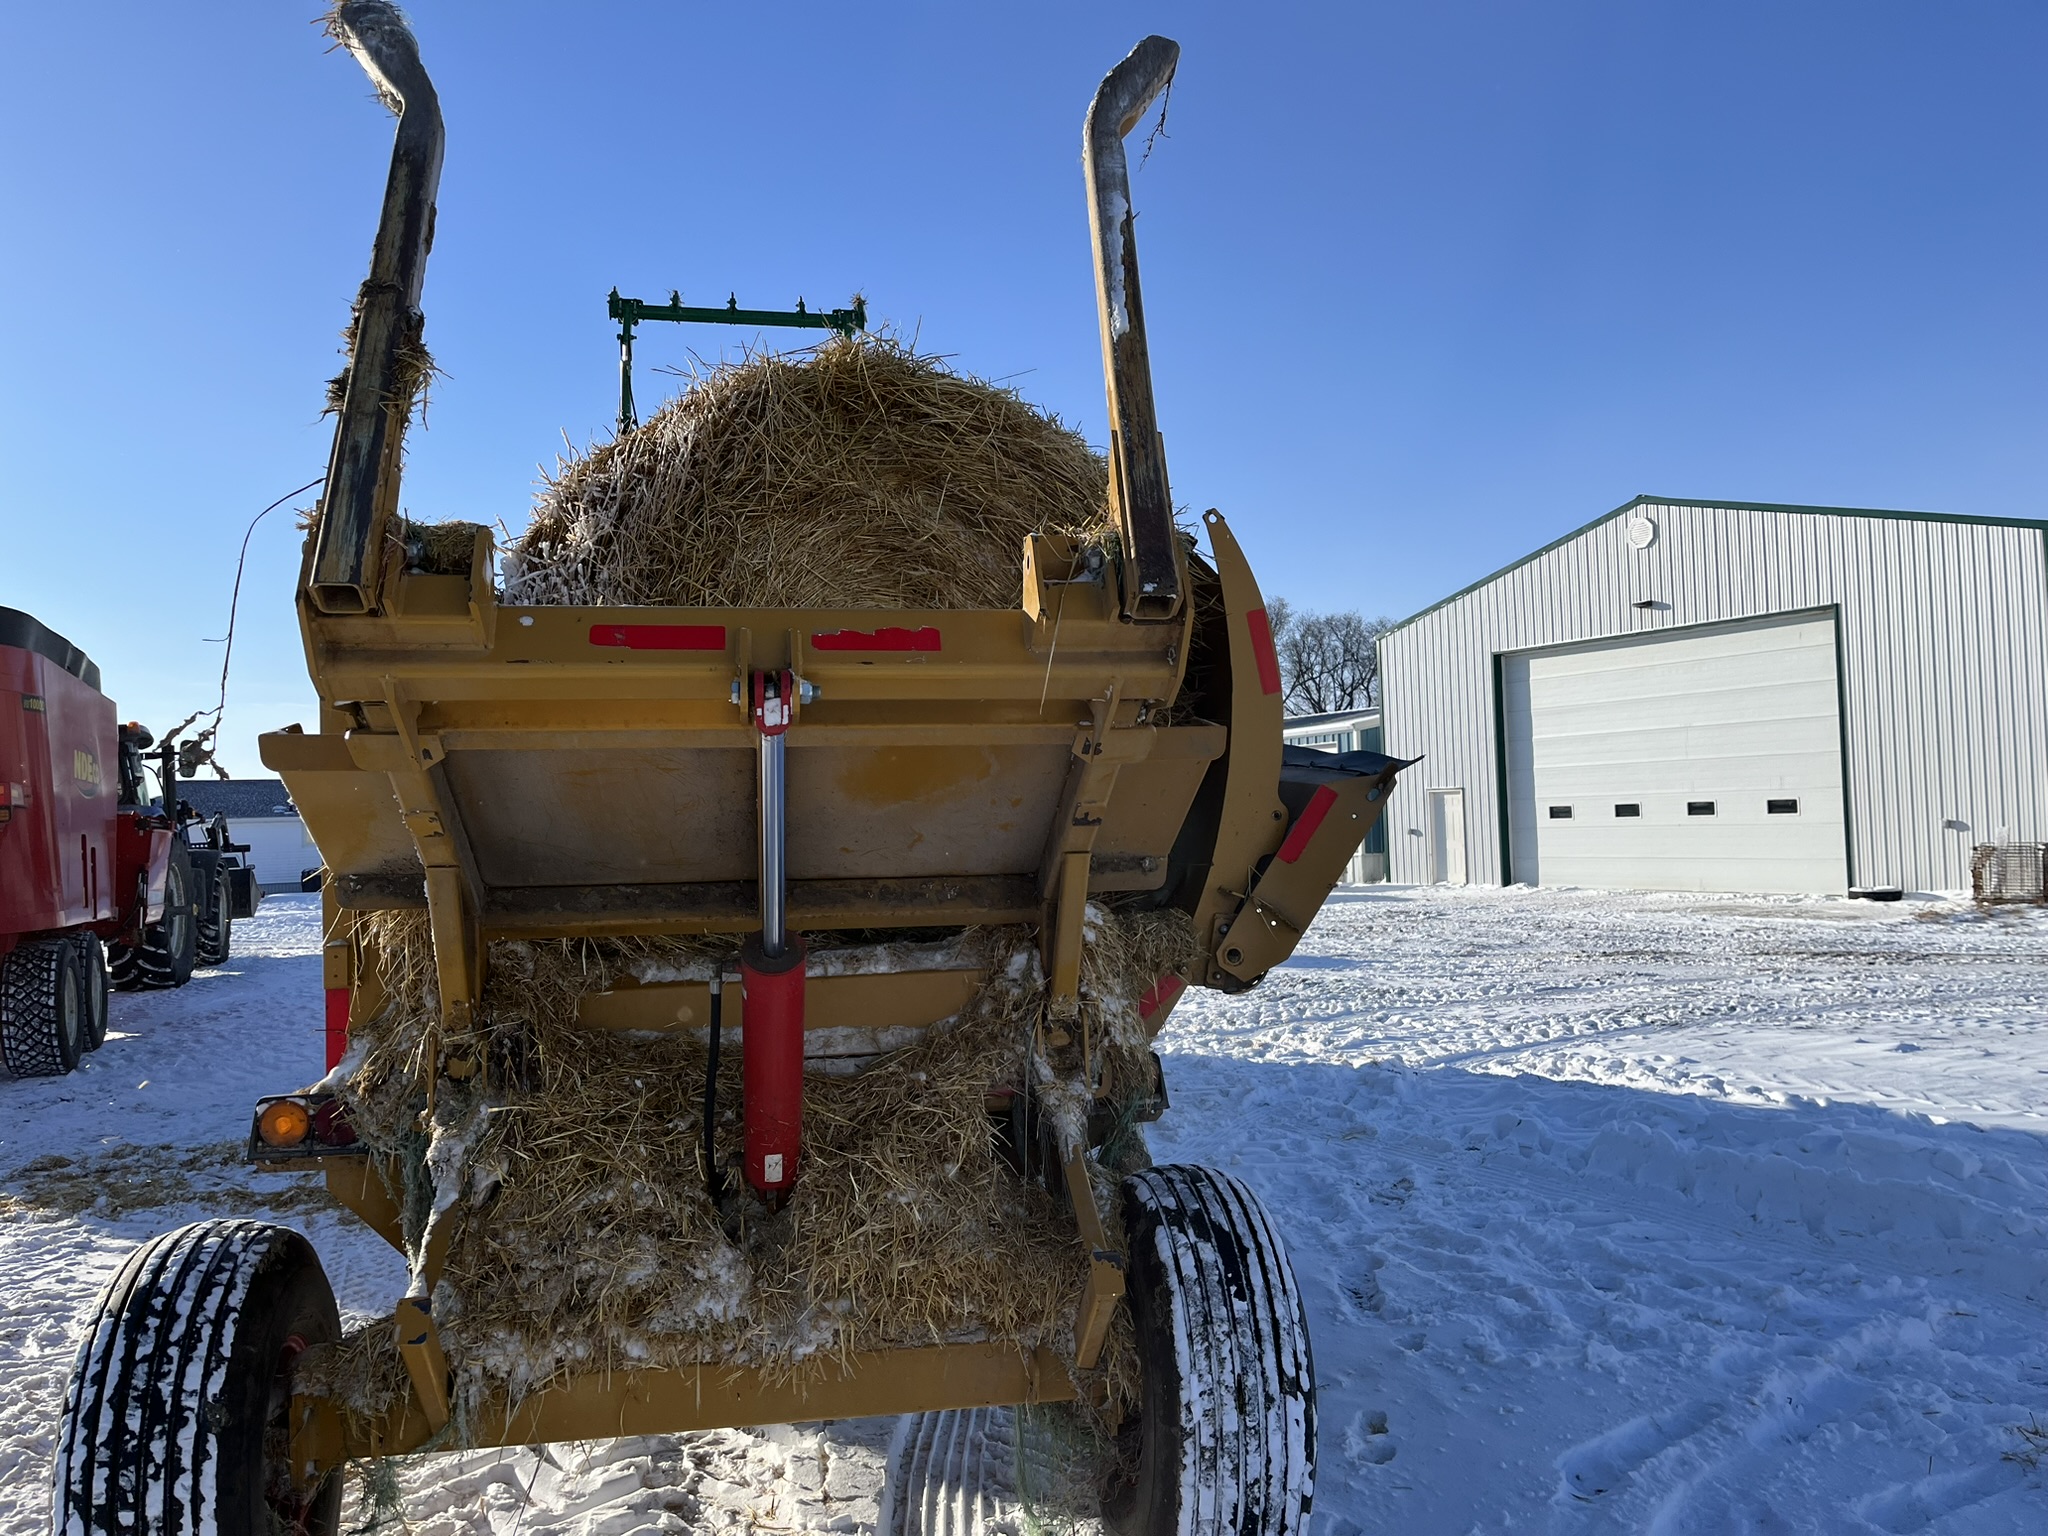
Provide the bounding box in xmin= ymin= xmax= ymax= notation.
xmin=1268 ymin=602 xmax=1392 ymax=715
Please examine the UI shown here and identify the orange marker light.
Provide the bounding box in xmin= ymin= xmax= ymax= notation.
xmin=258 ymin=1099 xmax=312 ymax=1148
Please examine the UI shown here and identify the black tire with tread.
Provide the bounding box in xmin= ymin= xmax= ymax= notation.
xmin=195 ymin=866 xmax=232 ymax=968
xmin=0 ymin=937 xmax=87 ymax=1077
xmin=110 ymin=844 xmax=199 ymax=991
xmin=72 ymin=934 xmax=110 ymax=1050
xmin=1103 ymin=1163 xmax=1316 ymax=1536
xmin=53 ymin=1220 xmax=343 ymax=1536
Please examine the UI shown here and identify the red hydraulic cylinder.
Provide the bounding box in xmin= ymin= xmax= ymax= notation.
xmin=325 ymin=987 xmax=351 ymax=1072
xmin=740 ymin=934 xmax=806 ymax=1199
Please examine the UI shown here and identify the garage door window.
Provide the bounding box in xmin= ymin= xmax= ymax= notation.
xmin=1548 ymin=805 xmax=1573 ymax=819
xmin=1687 ymin=801 xmax=1716 ymax=816
xmin=1614 ymin=803 xmax=1641 ymax=817
xmin=1768 ymin=798 xmax=1799 ymax=815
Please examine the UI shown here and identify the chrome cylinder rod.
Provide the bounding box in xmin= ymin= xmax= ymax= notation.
xmin=756 ymin=672 xmax=789 ymax=957
xmin=759 ymin=730 xmax=786 ymax=956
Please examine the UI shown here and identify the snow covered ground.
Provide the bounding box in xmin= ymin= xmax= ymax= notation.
xmin=4 ymin=887 xmax=2047 ymax=1534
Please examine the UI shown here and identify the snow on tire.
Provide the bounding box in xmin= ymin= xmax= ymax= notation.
xmin=0 ymin=936 xmax=86 ymax=1077
xmin=1104 ymin=1164 xmax=1315 ymax=1536
xmin=53 ymin=1220 xmax=342 ymax=1536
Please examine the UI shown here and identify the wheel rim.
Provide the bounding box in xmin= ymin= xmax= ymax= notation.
xmin=59 ymin=965 xmax=82 ymax=1056
xmin=264 ymin=1333 xmax=332 ymax=1534
xmin=86 ymin=946 xmax=108 ymax=1044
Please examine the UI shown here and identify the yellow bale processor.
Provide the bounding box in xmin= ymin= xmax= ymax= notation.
xmin=53 ymin=6 xmax=1404 ymax=1533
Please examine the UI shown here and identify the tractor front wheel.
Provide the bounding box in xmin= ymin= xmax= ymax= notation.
xmin=111 ymin=844 xmax=199 ymax=990
xmin=1102 ymin=1164 xmax=1316 ymax=1536
xmin=0 ymin=937 xmax=88 ymax=1077
xmin=53 ymin=1220 xmax=343 ymax=1536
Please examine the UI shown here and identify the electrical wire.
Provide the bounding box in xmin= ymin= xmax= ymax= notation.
xmin=183 ymin=476 xmax=325 ymax=773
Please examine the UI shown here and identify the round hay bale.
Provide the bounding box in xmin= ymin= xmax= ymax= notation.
xmin=504 ymin=335 xmax=1111 ymax=611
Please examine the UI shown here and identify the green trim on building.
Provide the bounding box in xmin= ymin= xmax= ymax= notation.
xmin=1491 ymin=651 xmax=1514 ymax=885
xmin=1383 ymin=494 xmax=2048 ymax=639
xmin=1827 ymin=601 xmax=1857 ymax=892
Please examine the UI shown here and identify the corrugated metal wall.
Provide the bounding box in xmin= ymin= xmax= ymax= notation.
xmin=1378 ymin=500 xmax=2048 ymax=893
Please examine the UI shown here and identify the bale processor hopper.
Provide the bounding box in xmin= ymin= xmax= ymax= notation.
xmin=54 ymin=6 xmax=1405 ymax=1533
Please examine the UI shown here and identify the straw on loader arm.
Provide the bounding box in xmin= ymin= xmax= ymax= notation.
xmin=1086 ymin=36 xmax=1186 ymax=625
xmin=49 ymin=12 xmax=1409 ymax=1535
xmin=307 ymin=0 xmax=441 ymax=616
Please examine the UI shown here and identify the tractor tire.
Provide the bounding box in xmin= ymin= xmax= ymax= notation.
xmin=1102 ymin=1164 xmax=1316 ymax=1536
xmin=53 ymin=1221 xmax=343 ymax=1536
xmin=110 ymin=844 xmax=199 ymax=991
xmin=72 ymin=934 xmax=110 ymax=1050
xmin=195 ymin=865 xmax=233 ymax=968
xmin=0 ymin=937 xmax=88 ymax=1078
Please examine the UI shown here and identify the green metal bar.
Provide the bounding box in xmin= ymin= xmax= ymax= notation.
xmin=608 ymin=288 xmax=866 ymax=435
xmin=611 ymin=289 xmax=866 ymax=336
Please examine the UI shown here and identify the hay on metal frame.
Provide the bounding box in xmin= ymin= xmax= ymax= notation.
xmin=304 ymin=331 xmax=1209 ymax=1437
xmin=316 ymin=905 xmax=1193 ymax=1432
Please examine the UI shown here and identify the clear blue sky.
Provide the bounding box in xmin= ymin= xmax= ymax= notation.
xmin=4 ymin=2 xmax=2044 ymax=774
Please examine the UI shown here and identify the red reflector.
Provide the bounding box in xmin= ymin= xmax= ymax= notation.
xmin=1138 ymin=973 xmax=1186 ymax=1022
xmin=589 ymin=624 xmax=727 ymax=651
xmin=324 ymin=987 xmax=350 ymax=1071
xmin=1277 ymin=784 xmax=1339 ymax=864
xmin=311 ymin=1098 xmax=359 ymax=1147
xmin=1246 ymin=608 xmax=1282 ymax=695
xmin=810 ymin=626 xmax=942 ymax=653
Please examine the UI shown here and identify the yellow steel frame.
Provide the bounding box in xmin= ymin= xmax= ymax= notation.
xmin=264 ymin=11 xmax=1401 ymax=1479
xmin=292 ymin=1142 xmax=1095 ymax=1471
xmin=265 ymin=505 xmax=1402 ymax=1465
xmin=262 ymin=530 xmax=1228 ymax=946
xmin=289 ymin=1339 xmax=1076 ymax=1475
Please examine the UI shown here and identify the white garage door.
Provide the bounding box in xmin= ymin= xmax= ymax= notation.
xmin=1503 ymin=612 xmax=1847 ymax=894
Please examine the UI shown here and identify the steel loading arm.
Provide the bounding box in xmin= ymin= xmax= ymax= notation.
xmin=306 ymin=0 xmax=444 ymax=617
xmin=306 ymin=16 xmax=1177 ymax=626
xmin=1085 ymin=36 xmax=1186 ymax=625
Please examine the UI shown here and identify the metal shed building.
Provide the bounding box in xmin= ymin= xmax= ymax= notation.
xmin=1377 ymin=496 xmax=2048 ymax=895
xmin=1284 ymin=708 xmax=1388 ymax=882
xmin=181 ymin=778 xmax=320 ymax=893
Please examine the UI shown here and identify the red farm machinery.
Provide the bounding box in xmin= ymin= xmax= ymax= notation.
xmin=0 ymin=606 xmax=260 ymax=1076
